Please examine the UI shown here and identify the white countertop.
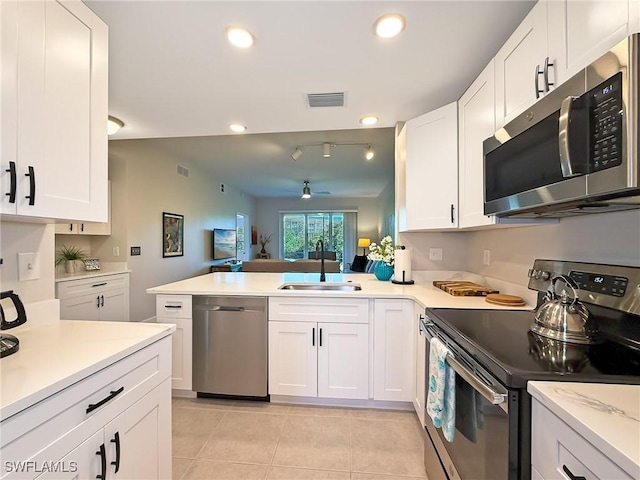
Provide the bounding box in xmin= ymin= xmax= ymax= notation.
xmin=55 ymin=264 xmax=131 ymax=283
xmin=0 ymin=301 xmax=175 ymax=421
xmin=528 ymin=381 xmax=640 ymax=478
xmin=147 ymin=271 xmax=536 ymax=310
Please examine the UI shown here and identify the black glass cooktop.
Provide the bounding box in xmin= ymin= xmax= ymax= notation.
xmin=426 ymin=308 xmax=640 ymax=388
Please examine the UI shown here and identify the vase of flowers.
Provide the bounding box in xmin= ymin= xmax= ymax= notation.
xmin=367 ymin=236 xmax=394 ymax=281
xmin=259 ymin=234 xmax=271 ymax=254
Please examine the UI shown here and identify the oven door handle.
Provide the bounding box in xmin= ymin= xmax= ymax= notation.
xmin=445 ymin=354 xmax=507 ymax=406
xmin=421 ymin=318 xmax=507 ymax=406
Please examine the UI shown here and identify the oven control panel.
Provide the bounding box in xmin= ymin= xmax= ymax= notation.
xmin=569 ymin=270 xmax=628 ymax=297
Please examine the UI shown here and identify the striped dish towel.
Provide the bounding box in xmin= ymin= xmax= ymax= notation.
xmin=426 ymin=337 xmax=456 ymax=442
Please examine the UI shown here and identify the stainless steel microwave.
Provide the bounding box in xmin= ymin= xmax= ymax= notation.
xmin=483 ymin=34 xmax=640 ymax=218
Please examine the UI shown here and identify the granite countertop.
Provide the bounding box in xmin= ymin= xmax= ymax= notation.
xmin=146 ymin=271 xmax=537 ymax=310
xmin=0 ymin=300 xmax=175 ymax=421
xmin=528 ymin=381 xmax=640 ymax=478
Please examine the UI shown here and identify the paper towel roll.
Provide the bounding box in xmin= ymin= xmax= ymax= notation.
xmin=394 ymin=248 xmax=412 ymax=283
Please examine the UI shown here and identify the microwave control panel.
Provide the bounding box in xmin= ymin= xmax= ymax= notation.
xmin=590 ymin=72 xmax=623 ymax=172
xmin=569 ymin=270 xmax=628 ymax=297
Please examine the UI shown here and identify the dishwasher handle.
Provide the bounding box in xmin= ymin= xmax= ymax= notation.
xmin=210 ymin=305 xmax=246 ymax=312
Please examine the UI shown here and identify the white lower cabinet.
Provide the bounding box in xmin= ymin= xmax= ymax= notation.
xmin=57 ymin=273 xmax=130 ymax=322
xmin=531 ymin=398 xmax=634 ymax=480
xmin=372 ymin=300 xmax=415 ymax=402
xmin=268 ymin=297 xmax=370 ymax=400
xmin=155 ymin=295 xmax=192 ymax=391
xmin=1 ymin=337 xmax=172 ymax=480
xmin=413 ymin=303 xmax=426 ymax=426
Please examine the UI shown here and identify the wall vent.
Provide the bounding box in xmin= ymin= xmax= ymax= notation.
xmin=306 ymin=92 xmax=345 ymax=108
xmin=177 ymin=165 xmax=189 ymax=177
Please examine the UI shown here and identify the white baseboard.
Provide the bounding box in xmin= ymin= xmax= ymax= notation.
xmin=269 ymin=395 xmax=414 ymax=411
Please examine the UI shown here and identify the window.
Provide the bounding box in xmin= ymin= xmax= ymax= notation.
xmin=280 ymin=212 xmax=356 ymax=270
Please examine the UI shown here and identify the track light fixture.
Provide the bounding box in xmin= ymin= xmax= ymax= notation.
xmin=291 ymin=148 xmax=302 ymax=161
xmin=365 ymin=145 xmax=374 ymax=160
xmin=301 ymin=180 xmax=311 ymax=199
xmin=323 ymin=142 xmax=331 ymax=158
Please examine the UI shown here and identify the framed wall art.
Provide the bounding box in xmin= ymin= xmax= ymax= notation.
xmin=163 ymin=212 xmax=184 ymax=257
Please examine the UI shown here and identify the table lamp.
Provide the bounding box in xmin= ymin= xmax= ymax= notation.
xmin=357 ymin=238 xmax=371 ymax=256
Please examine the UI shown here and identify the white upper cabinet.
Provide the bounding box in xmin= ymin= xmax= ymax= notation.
xmin=403 ymin=102 xmax=458 ymax=231
xmin=458 ymin=60 xmax=496 ymax=229
xmin=548 ymin=0 xmax=639 ymax=84
xmin=495 ymin=1 xmax=549 ymax=128
xmin=1 ymin=0 xmax=108 ymax=222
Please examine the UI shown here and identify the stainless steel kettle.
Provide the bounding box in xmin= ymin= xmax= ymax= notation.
xmin=529 ymin=275 xmax=599 ymax=344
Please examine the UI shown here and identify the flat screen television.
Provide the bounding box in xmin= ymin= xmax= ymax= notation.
xmin=213 ymin=228 xmax=237 ymax=260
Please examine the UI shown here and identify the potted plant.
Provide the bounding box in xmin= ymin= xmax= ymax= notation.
xmin=259 ymin=234 xmax=271 ymax=254
xmin=55 ymin=245 xmax=87 ymax=273
xmin=367 ymin=236 xmax=395 ymax=281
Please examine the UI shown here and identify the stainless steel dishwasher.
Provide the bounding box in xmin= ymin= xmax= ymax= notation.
xmin=192 ymin=296 xmax=268 ymax=399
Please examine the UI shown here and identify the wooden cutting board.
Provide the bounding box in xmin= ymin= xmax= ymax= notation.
xmin=485 ymin=293 xmax=526 ymax=306
xmin=433 ymin=280 xmax=499 ymax=296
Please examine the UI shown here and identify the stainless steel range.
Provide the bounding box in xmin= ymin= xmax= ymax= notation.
xmin=421 ymin=260 xmax=640 ymax=480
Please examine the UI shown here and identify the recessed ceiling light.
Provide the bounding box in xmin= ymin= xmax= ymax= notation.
xmin=359 ymin=115 xmax=379 ymax=126
xmin=226 ymin=26 xmax=254 ymax=48
xmin=373 ymin=14 xmax=406 ymax=39
xmin=229 ymin=123 xmax=247 ymax=133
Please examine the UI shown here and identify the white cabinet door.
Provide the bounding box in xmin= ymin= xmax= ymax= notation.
xmin=35 ymin=429 xmax=104 ymax=480
xmin=548 ymin=0 xmax=634 ymax=85
xmin=100 ymin=288 xmax=129 ymax=322
xmin=55 ymin=182 xmax=112 ymax=235
xmin=1 ymin=0 xmax=107 ymax=222
xmin=495 ymin=1 xmax=549 ymax=128
xmin=106 ymin=379 xmax=172 ymax=480
xmin=373 ymin=300 xmax=414 ymax=402
xmin=404 ymin=102 xmax=458 ymax=230
xmin=268 ymin=321 xmax=317 ymax=397
xmin=1 ymin=0 xmax=18 ymax=215
xmin=170 ymin=317 xmax=192 ymax=391
xmin=413 ymin=305 xmax=426 ymax=426
xmin=458 ymin=60 xmax=496 ymax=229
xmin=317 ymin=322 xmax=368 ymax=400
xmin=60 ymin=293 xmax=101 ymax=320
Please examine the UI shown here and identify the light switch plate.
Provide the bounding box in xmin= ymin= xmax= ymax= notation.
xmin=18 ymin=252 xmax=40 ymax=281
xmin=429 ymin=248 xmax=443 ymax=261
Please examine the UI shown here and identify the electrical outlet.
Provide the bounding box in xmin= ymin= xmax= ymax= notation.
xmin=429 ymin=248 xmax=443 ymax=261
xmin=131 ymin=246 xmax=141 ymax=256
xmin=113 ymin=246 xmax=120 ymax=257
xmin=18 ymin=252 xmax=40 ymax=281
xmin=483 ymin=249 xmax=491 ymax=266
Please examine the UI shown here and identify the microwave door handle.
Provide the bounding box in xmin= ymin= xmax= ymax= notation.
xmin=558 ymin=96 xmax=580 ymax=177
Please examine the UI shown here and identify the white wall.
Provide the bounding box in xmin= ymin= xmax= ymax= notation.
xmin=466 ymin=210 xmax=640 ymax=287
xmin=254 ymin=195 xmax=386 ymax=258
xmin=0 ymin=222 xmax=55 ymax=303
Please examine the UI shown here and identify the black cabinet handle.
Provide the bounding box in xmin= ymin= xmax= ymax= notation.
xmin=535 ymin=64 xmax=543 ymax=99
xmin=319 ymin=328 xmax=323 ymax=347
xmin=450 ymin=204 xmax=455 ymax=224
xmin=92 ymin=282 xmax=107 ymax=288
xmin=68 ymin=223 xmax=73 ymax=232
xmin=312 ymin=327 xmax=315 ymax=346
xmin=164 ymin=305 xmax=182 ymax=309
xmin=25 ymin=166 xmax=35 ymax=206
xmin=5 ymin=161 xmax=16 ymax=203
xmin=96 ymin=296 xmax=101 ymax=308
xmin=562 ymin=465 xmax=586 ymax=480
xmin=100 ymin=295 xmax=104 ymax=307
xmin=86 ymin=386 xmax=124 ymax=413
xmin=110 ymin=431 xmax=121 ymax=473
xmin=543 ymin=56 xmax=554 ymax=92
xmin=96 ymin=443 xmax=106 ymax=480
xmin=80 ymin=223 xmax=85 ymax=232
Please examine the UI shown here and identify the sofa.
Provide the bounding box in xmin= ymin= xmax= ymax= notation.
xmin=241 ymin=259 xmax=340 ymax=273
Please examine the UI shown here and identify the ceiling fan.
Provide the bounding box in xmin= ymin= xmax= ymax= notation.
xmin=283 ymin=180 xmax=330 ymax=198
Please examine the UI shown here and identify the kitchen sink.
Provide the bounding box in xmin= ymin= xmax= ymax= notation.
xmin=278 ymin=282 xmax=362 ymax=291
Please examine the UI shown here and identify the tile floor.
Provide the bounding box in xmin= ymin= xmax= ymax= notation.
xmin=172 ymin=397 xmax=428 ymax=480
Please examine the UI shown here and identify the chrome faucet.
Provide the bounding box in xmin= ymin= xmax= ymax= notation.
xmin=315 ymin=240 xmax=326 ymax=282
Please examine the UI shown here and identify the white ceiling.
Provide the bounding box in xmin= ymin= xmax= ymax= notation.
xmin=87 ymin=0 xmax=535 ymax=198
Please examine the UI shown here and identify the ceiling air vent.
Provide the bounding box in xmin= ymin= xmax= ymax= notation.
xmin=306 ymin=92 xmax=345 ymax=108
xmin=177 ymin=165 xmax=189 ymax=178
